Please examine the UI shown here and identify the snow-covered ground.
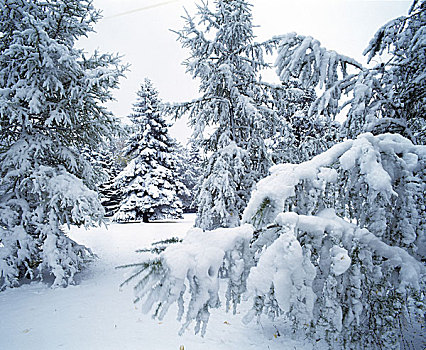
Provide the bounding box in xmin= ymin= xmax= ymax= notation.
xmin=0 ymin=214 xmax=314 ymax=350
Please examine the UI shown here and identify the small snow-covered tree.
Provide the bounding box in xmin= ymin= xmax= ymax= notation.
xmin=187 ymin=142 xmax=204 ymax=211
xmin=0 ymin=0 xmax=125 ymax=289
xmin=121 ymin=133 xmax=425 ymax=348
xmin=167 ymin=0 xmax=280 ymax=230
xmin=88 ymin=128 xmax=129 ymax=217
xmin=275 ymin=0 xmax=425 ymax=143
xmin=92 ymin=124 xmax=131 ymax=217
xmin=196 ymin=135 xmax=249 ymax=229
xmin=174 ymin=142 xmax=203 ymax=213
xmin=113 ymin=79 xmax=185 ymax=223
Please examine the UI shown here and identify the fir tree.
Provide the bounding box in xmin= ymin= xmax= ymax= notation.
xmin=0 ymin=0 xmax=125 ymax=289
xmin=113 ymin=79 xmax=185 ymax=223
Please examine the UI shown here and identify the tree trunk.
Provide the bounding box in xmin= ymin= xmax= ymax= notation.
xmin=142 ymin=212 xmax=149 ymax=223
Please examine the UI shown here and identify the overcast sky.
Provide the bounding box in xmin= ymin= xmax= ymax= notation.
xmin=77 ymin=0 xmax=412 ymax=144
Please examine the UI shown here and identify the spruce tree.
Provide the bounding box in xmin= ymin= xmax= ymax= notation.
xmin=0 ymin=0 xmax=125 ymax=288
xmin=113 ymin=79 xmax=185 ymax=223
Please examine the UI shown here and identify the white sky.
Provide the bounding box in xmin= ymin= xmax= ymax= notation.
xmin=77 ymin=0 xmax=412 ymax=144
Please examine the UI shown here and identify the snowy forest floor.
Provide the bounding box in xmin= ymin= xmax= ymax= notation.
xmin=0 ymin=214 xmax=318 ymax=350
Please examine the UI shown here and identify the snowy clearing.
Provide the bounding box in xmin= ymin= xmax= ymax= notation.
xmin=0 ymin=214 xmax=314 ymax=350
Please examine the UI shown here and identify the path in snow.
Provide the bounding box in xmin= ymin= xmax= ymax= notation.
xmin=0 ymin=214 xmax=312 ymax=350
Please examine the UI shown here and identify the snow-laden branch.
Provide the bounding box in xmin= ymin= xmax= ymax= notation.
xmin=275 ymin=33 xmax=363 ymax=90
xmin=274 ymin=2 xmax=425 ymax=143
xmin=243 ymin=133 xmax=424 ymax=228
xmin=120 ymin=224 xmax=253 ymax=336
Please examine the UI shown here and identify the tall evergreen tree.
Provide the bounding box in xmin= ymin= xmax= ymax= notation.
xmin=113 ymin=79 xmax=184 ymax=223
xmin=0 ymin=0 xmax=125 ymax=289
xmin=168 ymin=0 xmax=278 ymax=230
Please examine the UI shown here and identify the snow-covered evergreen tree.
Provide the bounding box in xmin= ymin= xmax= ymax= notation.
xmin=0 ymin=0 xmax=125 ymax=289
xmin=187 ymin=142 xmax=204 ymax=212
xmin=275 ymin=0 xmax=425 ymax=143
xmin=113 ymin=79 xmax=185 ymax=223
xmin=95 ymin=126 xmax=130 ymax=217
xmin=173 ymin=142 xmax=203 ymax=213
xmin=167 ymin=0 xmax=279 ymax=230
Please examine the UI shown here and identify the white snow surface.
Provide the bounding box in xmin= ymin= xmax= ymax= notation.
xmin=0 ymin=214 xmax=313 ymax=350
